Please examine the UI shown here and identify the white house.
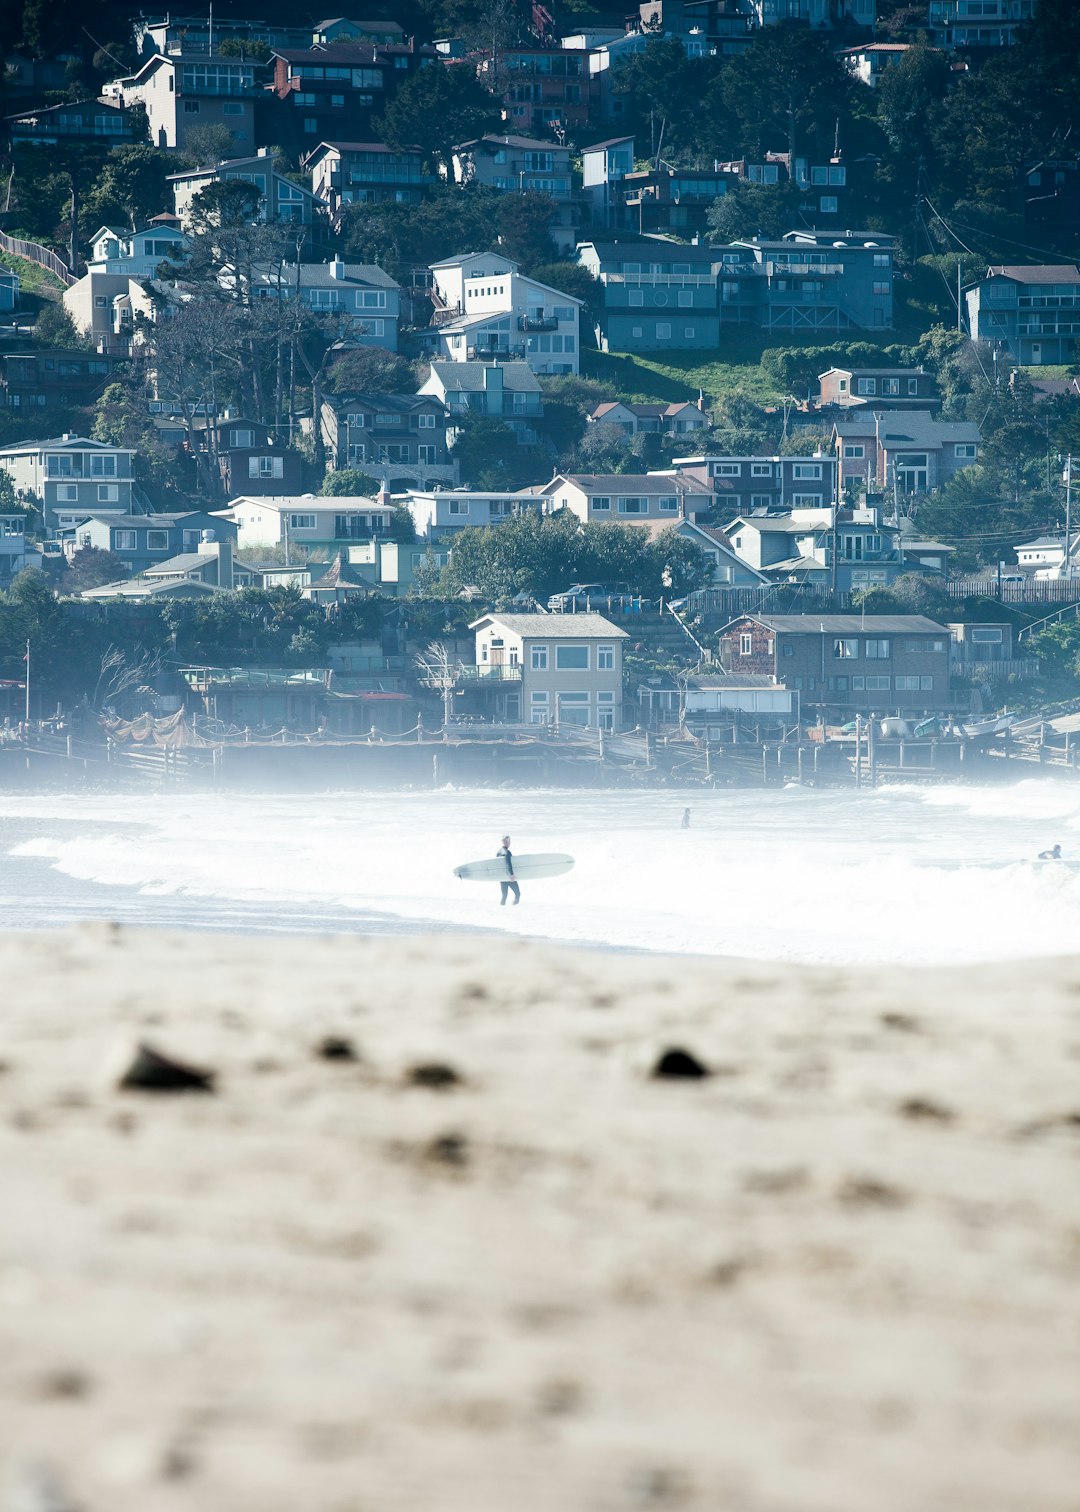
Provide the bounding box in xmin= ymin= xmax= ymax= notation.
xmin=539 ymin=472 xmax=714 ymax=524
xmin=214 ymin=495 xmax=395 ymax=552
xmin=427 ymin=252 xmax=582 ymax=375
xmin=466 ymin=611 xmax=629 ymax=729
xmin=403 ymin=488 xmax=544 ymax=541
xmin=85 ymin=225 xmax=191 ymax=276
xmin=221 ymin=256 xmax=401 ymax=349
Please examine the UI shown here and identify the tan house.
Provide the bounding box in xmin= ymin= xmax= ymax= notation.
xmin=466 ymin=612 xmax=628 ymax=728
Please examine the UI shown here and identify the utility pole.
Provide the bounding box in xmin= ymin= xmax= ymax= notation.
xmin=24 ymin=638 xmax=30 ymax=726
xmin=957 ymin=260 xmax=962 ymax=333
xmin=1064 ymin=454 xmax=1073 ymax=578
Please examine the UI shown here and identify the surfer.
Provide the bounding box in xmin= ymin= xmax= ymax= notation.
xmin=1038 ymin=843 xmax=1063 ymax=861
xmin=681 ymin=808 xmax=691 ymax=829
xmin=497 ymin=835 xmax=520 ymax=906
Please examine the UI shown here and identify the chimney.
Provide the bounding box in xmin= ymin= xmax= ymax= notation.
xmin=377 ymin=481 xmax=392 ymax=508
xmin=697 ymin=388 xmax=705 ymax=412
xmin=329 ymin=256 xmax=345 ymax=281
xmin=199 ymin=528 xmax=233 ymax=589
xmin=483 ymin=363 xmax=504 ymax=415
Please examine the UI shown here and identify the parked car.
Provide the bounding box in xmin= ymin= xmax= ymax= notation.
xmin=547 ymin=582 xmax=634 ymax=611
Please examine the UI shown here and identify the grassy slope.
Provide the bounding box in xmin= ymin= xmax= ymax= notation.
xmin=0 ymin=249 xmax=62 ymax=299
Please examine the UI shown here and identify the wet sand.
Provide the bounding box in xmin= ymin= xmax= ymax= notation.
xmin=1 ymin=925 xmax=1078 ymax=1511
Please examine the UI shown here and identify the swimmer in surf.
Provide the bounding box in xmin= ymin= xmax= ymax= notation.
xmin=1038 ymin=843 xmax=1063 ymax=861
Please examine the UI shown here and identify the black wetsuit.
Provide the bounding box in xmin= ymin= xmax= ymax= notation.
xmin=497 ymin=845 xmax=520 ymax=905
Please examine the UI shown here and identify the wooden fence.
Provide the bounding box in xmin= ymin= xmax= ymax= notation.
xmin=0 ymin=230 xmax=75 ymax=287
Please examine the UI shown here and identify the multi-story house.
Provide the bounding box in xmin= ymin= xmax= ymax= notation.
xmin=577 ymin=240 xmax=721 ymax=352
xmin=64 ymin=267 xmax=180 ymax=357
xmin=619 ymin=167 xmax=730 ymax=237
xmin=723 ymin=504 xmax=950 ymax=591
xmin=481 ymin=47 xmax=593 ymax=136
xmin=450 ymin=135 xmax=576 ymax=252
xmin=426 ymin=252 xmax=582 ymax=375
xmin=581 ymin=135 xmax=635 ymax=229
xmin=720 ymin=151 xmax=851 ymax=225
xmin=226 ymin=257 xmax=401 ymax=350
xmin=112 ymin=51 xmax=260 ymax=153
xmin=465 ymin=612 xmax=629 ymax=728
xmin=640 ymin=0 xmax=876 ymax=40
xmin=319 ymin=393 xmax=455 ymax=489
xmin=169 ymin=151 xmax=320 ymax=228
xmin=718 ymin=230 xmax=894 ymax=332
xmin=965 ymin=264 xmax=1080 ymax=365
xmin=818 ymin=366 xmax=939 ymax=412
xmin=0 ymin=350 xmax=118 ymax=413
xmin=839 ymin=41 xmax=913 ymax=88
xmin=833 ymin=410 xmax=980 ymax=495
xmin=418 ymin=362 xmax=544 ymax=445
xmin=306 ymin=141 xmax=430 ymax=224
xmin=540 ymin=471 xmax=715 ymax=523
xmin=0 ymin=436 xmax=135 ymax=534
xmin=214 ymin=495 xmax=394 ymax=553
xmin=668 ymin=454 xmax=839 ymax=514
xmin=718 ymin=612 xmax=952 ymax=715
xmin=263 ymin=44 xmax=393 ymax=160
xmin=928 ymin=0 xmax=1035 ymax=49
xmin=85 ymin=225 xmax=191 ymax=276
xmin=135 ymin=16 xmax=315 ymax=57
xmin=5 ymin=98 xmax=140 ymax=147
xmin=404 ymin=488 xmax=544 ymax=541
xmin=589 ymin=400 xmax=708 ymax=438
xmin=0 ymin=514 xmax=29 ymax=585
xmin=70 ymin=510 xmax=237 ymax=576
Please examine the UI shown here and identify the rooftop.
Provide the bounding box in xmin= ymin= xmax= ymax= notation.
xmin=470 ymin=612 xmax=629 ymax=639
xmin=734 ymin=614 xmax=949 ymax=636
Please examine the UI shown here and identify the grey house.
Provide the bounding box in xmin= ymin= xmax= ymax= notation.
xmin=69 ymin=511 xmax=239 ymax=576
xmin=319 ymin=392 xmax=455 ymax=489
xmin=577 ymin=240 xmax=721 ymax=352
xmin=965 ymin=264 xmax=1080 ymax=365
xmin=670 ymin=454 xmax=839 ymax=514
xmin=417 ymin=361 xmax=543 ymax=445
xmin=719 ymin=231 xmax=895 ymax=333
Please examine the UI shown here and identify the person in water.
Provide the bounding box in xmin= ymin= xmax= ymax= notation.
xmin=681 ymin=808 xmax=691 ymax=829
xmin=1038 ymin=843 xmax=1063 ymax=860
xmin=497 ymin=834 xmax=520 ymax=905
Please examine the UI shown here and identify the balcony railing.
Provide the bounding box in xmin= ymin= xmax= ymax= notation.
xmin=458 ymin=665 xmax=523 ymax=681
xmin=518 ymin=314 xmax=558 ymax=331
xmin=601 ymin=271 xmax=714 ymax=287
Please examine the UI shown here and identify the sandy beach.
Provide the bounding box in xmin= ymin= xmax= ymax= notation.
xmin=2 ymin=923 xmax=1078 ymax=1511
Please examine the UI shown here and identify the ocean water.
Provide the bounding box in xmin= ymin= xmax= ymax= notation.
xmin=2 ymin=782 xmax=1080 ymax=964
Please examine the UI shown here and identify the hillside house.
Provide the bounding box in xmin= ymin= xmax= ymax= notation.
xmin=0 ymin=351 xmax=117 ymax=412
xmin=833 ymin=410 xmax=980 ymax=495
xmin=450 ymin=136 xmax=576 ymax=252
xmin=169 ymin=152 xmax=320 ymax=228
xmin=319 ymin=393 xmax=454 ymax=489
xmin=466 ymin=612 xmax=629 ymax=729
xmin=404 ymin=488 xmax=545 ymax=541
xmin=588 ymin=400 xmax=707 ymax=437
xmin=722 ymin=505 xmax=948 ymax=592
xmin=223 ymin=257 xmax=401 ymax=349
xmin=426 ymin=252 xmax=582 ymax=376
xmin=306 ymin=141 xmax=429 ymax=223
xmin=70 ymin=511 xmax=238 ymax=576
xmin=577 ymin=240 xmax=721 ymax=352
xmin=214 ymin=495 xmax=394 ymax=553
xmin=818 ymin=367 xmax=939 ymax=412
xmin=0 ymin=436 xmax=135 ymax=534
xmin=965 ymin=264 xmax=1080 ymax=365
xmin=112 ymin=51 xmax=260 ymax=153
xmin=5 ymin=98 xmax=140 ymax=146
xmin=540 ymin=471 xmax=715 ymax=523
xmin=418 ymin=362 xmax=544 ymax=445
xmin=670 ymin=454 xmax=838 ymax=514
xmin=718 ymin=613 xmax=953 ymax=714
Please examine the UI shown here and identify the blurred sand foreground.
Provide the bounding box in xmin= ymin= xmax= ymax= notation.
xmin=1 ymin=924 xmax=1078 ymax=1512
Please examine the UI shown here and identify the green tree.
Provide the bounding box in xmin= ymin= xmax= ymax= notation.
xmin=84 ymin=145 xmax=172 ymax=231
xmin=323 ymin=347 xmax=418 ymax=395
xmin=707 ymin=181 xmax=805 ymax=243
xmin=496 ymin=192 xmax=558 ymax=270
xmin=451 ymin=417 xmax=539 ymax=489
xmin=607 ymin=39 xmax=703 ymax=156
xmin=34 ymin=303 xmax=82 ymax=348
xmin=377 ymin=66 xmax=500 ymax=177
xmin=320 ymin=468 xmax=380 ymax=497
xmin=64 ymin=547 xmax=130 ymax=592
xmin=722 ymin=25 xmax=856 ymax=162
xmin=182 ymin=123 xmax=237 ymax=169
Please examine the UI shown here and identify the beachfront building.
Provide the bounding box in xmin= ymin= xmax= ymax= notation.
xmin=465 ymin=612 xmax=629 ymax=729
xmin=717 ymin=613 xmax=953 ymax=715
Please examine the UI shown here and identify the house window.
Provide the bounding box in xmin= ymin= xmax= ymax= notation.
xmin=628 ymin=289 xmax=644 ymax=307
xmin=231 ymin=428 xmax=255 ymax=447
xmin=833 ymin=637 xmax=858 ymax=658
xmin=183 ymin=101 xmax=201 ymax=114
xmin=739 ymin=632 xmax=753 ymax=656
xmin=556 ymin=645 xmax=589 ymax=670
xmin=250 ymin=456 xmax=284 ymax=479
xmin=417 ymin=413 xmax=436 ymax=428
xmin=448 ymin=500 xmax=470 ymax=515
xmin=678 ymin=291 xmax=692 ymax=307
xmin=954 ymin=443 xmax=977 ymax=458
xmin=592 ymin=496 xmax=610 ymax=512
xmin=656 ymin=323 xmax=671 ymax=339
xmin=90 ymin=456 xmax=117 ymax=477
xmin=864 ymin=639 xmax=891 ymax=659
xmin=56 ymin=485 xmax=78 ymax=501
xmin=531 ymin=645 xmax=548 ymax=670
xmin=907 ymin=378 xmax=919 ymax=395
xmin=617 ymin=497 xmax=647 ymax=514
xmin=857 ymin=378 xmax=876 ymax=395
xmin=557 ymin=691 xmax=590 ymax=726
xmin=347 ymin=413 xmax=365 ymax=427
xmin=873 ymin=281 xmax=891 ymax=296
xmin=873 ymin=253 xmax=890 ymax=267
xmin=222 ymin=101 xmax=243 ymax=115
xmin=716 ymin=463 xmax=741 ymax=476
xmin=147 ymin=530 xmax=169 ymax=550
xmin=792 ymin=463 xmax=822 ymax=480
xmin=631 ymin=326 xmax=643 ymax=338
xmin=529 ymin=691 xmax=549 ymax=724
xmin=94 ymin=296 xmax=108 ymax=307
xmin=865 ymin=675 xmax=891 ymax=690
xmin=597 ymin=644 xmax=614 ymax=670
xmin=97 ymin=484 xmax=119 ymax=502
xmin=659 ymin=496 xmax=678 ymax=513
xmin=895 ymin=676 xmax=921 ymax=690
xmin=843 ymin=444 xmax=865 ymax=458
xmin=971 ymin=628 xmax=1003 ymax=643
xmin=288 ymin=513 xmax=316 ymax=529
xmin=820 ymin=195 xmax=837 ymax=213
xmin=750 ymin=493 xmax=771 ymax=509
xmin=751 ymin=463 xmax=772 ymax=477
xmin=113 ymin=529 xmax=137 ymax=550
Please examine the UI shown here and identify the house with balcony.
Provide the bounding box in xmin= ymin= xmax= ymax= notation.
xmin=5 ymin=98 xmax=141 ymax=147
xmin=465 ymin=612 xmax=628 ymax=728
xmin=581 ymin=135 xmax=635 ymax=229
xmin=928 ymin=0 xmax=1035 ymax=49
xmin=540 ymin=472 xmax=715 ymax=524
xmin=668 ymin=454 xmax=838 ymax=514
xmin=723 ymin=505 xmax=924 ymax=592
xmin=450 ymin=135 xmax=576 ymax=252
xmin=319 ymin=393 xmax=455 ymax=489
xmin=0 ymin=515 xmax=29 ymax=585
xmin=818 ymin=366 xmax=939 ymax=412
xmin=618 ymin=167 xmax=729 ymax=238
xmin=306 ymin=141 xmax=430 ymax=224
xmin=426 ymin=252 xmax=582 ymax=375
xmin=832 ymin=410 xmax=980 ymax=496
xmin=965 ymin=264 xmax=1080 ymax=365
xmin=224 ymin=257 xmax=401 ymax=350
xmin=135 ymin=15 xmax=314 ymax=57
xmin=0 ymin=352 xmax=117 ymax=412
xmin=717 ymin=613 xmax=953 ymax=715
xmin=214 ymin=495 xmax=395 ymax=553
xmin=482 ymin=47 xmax=593 ymax=136
xmin=64 ymin=268 xmax=180 ymax=358
xmin=85 ymin=224 xmax=191 ymax=276
xmin=589 ymin=399 xmax=708 ymax=437
xmin=717 ymin=230 xmax=894 ymax=332
xmin=0 ymin=436 xmax=136 ymax=534
xmin=112 ymin=51 xmax=260 ymax=153
xmin=404 ymin=488 xmax=545 ymax=541
xmin=577 ymin=240 xmax=721 ymax=352
xmin=418 ymin=362 xmax=544 ymax=444
xmin=69 ymin=510 xmax=237 ymax=576
xmin=264 ymin=43 xmax=390 ymax=159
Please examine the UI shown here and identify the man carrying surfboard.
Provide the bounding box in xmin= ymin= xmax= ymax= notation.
xmin=497 ymin=835 xmax=520 ymax=906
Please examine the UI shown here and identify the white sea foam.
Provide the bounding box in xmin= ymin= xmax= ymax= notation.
xmin=3 ymin=784 xmax=1080 ymax=963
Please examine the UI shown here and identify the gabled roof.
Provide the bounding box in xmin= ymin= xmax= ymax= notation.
xmin=582 ymin=136 xmax=635 ymax=152
xmin=551 ymin=472 xmax=712 ymax=493
xmin=0 ymin=435 xmax=131 ymax=455
xmin=470 ymin=612 xmax=629 ymax=638
xmin=272 ymin=43 xmax=379 ymax=63
xmin=454 ymin=133 xmax=569 ymax=153
xmin=245 ymin=260 xmax=399 ymax=290
xmin=984 ymin=264 xmax=1080 ymax=284
xmin=425 ymin=361 xmax=540 ymax=393
xmin=725 ymin=613 xmax=948 ymax=635
xmin=429 ymin=250 xmax=519 ymax=270
xmin=324 ymin=392 xmax=442 ymax=414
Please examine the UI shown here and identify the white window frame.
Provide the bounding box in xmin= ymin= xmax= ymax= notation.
xmin=530 ymin=645 xmax=548 ymax=670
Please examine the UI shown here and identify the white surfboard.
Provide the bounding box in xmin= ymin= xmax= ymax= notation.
xmin=453 ymin=853 xmax=574 ymax=882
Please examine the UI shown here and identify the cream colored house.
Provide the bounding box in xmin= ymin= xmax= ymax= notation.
xmin=466 ymin=612 xmax=628 ymax=729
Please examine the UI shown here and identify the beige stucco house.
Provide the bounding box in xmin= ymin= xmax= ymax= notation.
xmin=466 ymin=612 xmax=628 ymax=728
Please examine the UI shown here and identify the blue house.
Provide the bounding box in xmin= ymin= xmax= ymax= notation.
xmin=70 ymin=511 xmax=239 ymax=577
xmin=0 ymin=268 xmax=19 ymax=312
xmin=577 ymin=240 xmax=721 ymax=352
xmin=965 ymin=264 xmax=1080 ymax=366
